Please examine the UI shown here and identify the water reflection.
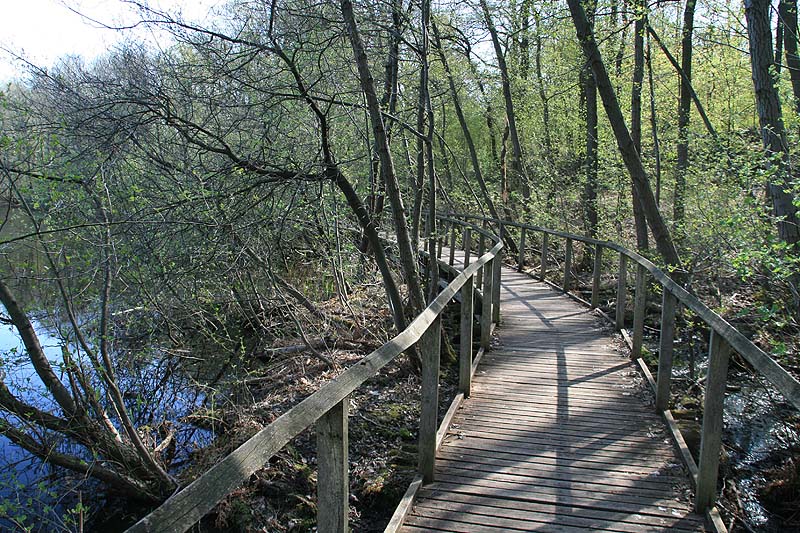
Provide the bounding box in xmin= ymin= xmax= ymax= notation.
xmin=0 ymin=315 xmax=213 ymax=529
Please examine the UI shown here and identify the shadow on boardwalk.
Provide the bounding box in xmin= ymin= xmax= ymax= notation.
xmin=400 ymin=257 xmax=707 ymax=532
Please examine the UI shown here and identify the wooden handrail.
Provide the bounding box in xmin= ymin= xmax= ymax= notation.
xmin=127 ymin=217 xmax=502 ymax=533
xmin=449 ymin=213 xmax=800 ymax=410
xmin=449 ymin=212 xmax=800 ymax=516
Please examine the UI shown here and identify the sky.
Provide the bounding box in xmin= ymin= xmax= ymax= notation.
xmin=0 ymin=0 xmax=221 ymax=81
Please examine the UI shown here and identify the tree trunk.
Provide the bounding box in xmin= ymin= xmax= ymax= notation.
xmin=674 ymin=0 xmax=696 ymax=229
xmin=480 ymin=0 xmax=529 ymax=198
xmin=777 ymin=2 xmax=785 ymax=75
xmin=581 ymin=3 xmax=599 ymax=239
xmin=271 ymin=41 xmax=410 ymax=331
xmin=780 ymin=0 xmax=800 ymax=113
xmin=631 ymin=1 xmax=649 ymax=251
xmin=746 ymin=0 xmax=800 ymax=244
xmin=360 ymin=0 xmax=402 ymax=252
xmin=646 ymin=35 xmax=662 ymax=205
xmin=533 ymin=10 xmax=555 ymax=160
xmin=341 ymin=0 xmax=426 ymax=312
xmin=431 ymin=20 xmax=510 ymax=237
xmin=567 ymin=0 xmax=682 ymax=267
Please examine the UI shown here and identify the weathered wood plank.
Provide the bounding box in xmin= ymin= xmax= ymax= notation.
xmin=419 ymin=317 xmax=441 ymax=483
xmin=317 ymin=399 xmax=349 ymax=533
xmin=656 ymin=290 xmax=677 ymax=412
xmin=632 ymin=264 xmax=647 ymax=359
xmin=615 ymin=253 xmax=627 ymax=330
xmin=416 ymin=490 xmax=705 ymax=531
xmin=695 ymin=332 xmax=732 ymax=512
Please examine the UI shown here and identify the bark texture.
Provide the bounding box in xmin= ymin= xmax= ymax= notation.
xmin=746 ymin=0 xmax=800 ymax=244
xmin=567 ymin=0 xmax=681 ymax=267
xmin=341 ymin=0 xmax=426 ymax=311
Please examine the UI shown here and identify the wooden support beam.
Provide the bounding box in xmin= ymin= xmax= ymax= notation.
xmin=656 ymin=291 xmax=677 ymax=412
xmin=419 ymin=317 xmax=441 ymax=484
xmin=695 ymin=332 xmax=732 ymax=513
xmin=563 ymin=238 xmax=573 ymax=293
xmin=463 ymin=227 xmax=471 ymax=268
xmin=518 ymin=227 xmax=526 ymax=272
xmin=459 ymin=276 xmax=474 ymax=396
xmin=632 ymin=264 xmax=647 ymax=358
xmin=317 ymin=399 xmax=349 ymax=533
xmin=591 ymin=244 xmax=602 ymax=309
xmin=481 ymin=258 xmax=493 ymax=349
xmin=492 ymin=242 xmax=502 ymax=324
xmin=540 ymin=233 xmax=548 ymax=281
xmin=448 ymin=224 xmax=456 ymax=267
xmin=615 ymin=253 xmax=628 ymax=330
xmin=477 ymin=234 xmax=485 ymax=286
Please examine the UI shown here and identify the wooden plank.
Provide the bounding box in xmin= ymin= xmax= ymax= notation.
xmin=481 ymin=258 xmax=493 ymax=349
xmin=438 ymin=446 xmax=679 ymax=477
xmin=435 ymin=459 xmax=684 ymax=499
xmin=632 ymin=264 xmax=647 ymax=359
xmin=425 ymin=476 xmax=693 ymax=515
xmin=419 ymin=317 xmax=441 ymax=483
xmin=449 ymin=418 xmax=669 ymax=448
xmin=415 ymin=490 xmax=705 ymax=531
xmin=563 ymin=237 xmax=573 ymax=293
xmin=695 ymin=332 xmax=731 ymax=512
xmin=437 ymin=449 xmax=684 ymax=487
xmin=592 ymin=243 xmax=603 ymax=308
xmin=615 ymin=253 xmax=627 ymax=330
xmin=540 ymin=232 xmax=549 ymax=280
xmin=317 ymin=399 xmax=348 ymax=533
xmin=408 ymin=505 xmax=613 ymax=533
xmin=458 ymin=397 xmax=662 ymax=421
xmin=436 ymin=392 xmax=463 ymax=452
xmin=492 ymin=244 xmax=502 ymax=323
xmin=452 ymin=411 xmax=666 ymax=436
xmin=441 ymin=435 xmax=676 ymax=465
xmin=656 ymin=291 xmax=677 ymax=412
xmin=385 ymin=474 xmax=422 ymax=533
xmin=459 ymin=276 xmax=474 ymax=396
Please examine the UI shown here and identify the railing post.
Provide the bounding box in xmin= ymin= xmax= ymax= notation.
xmin=481 ymin=258 xmax=493 ymax=349
xmin=518 ymin=227 xmax=526 ymax=272
xmin=591 ymin=244 xmax=602 ymax=309
xmin=436 ymin=223 xmax=444 ymax=259
xmin=492 ymin=239 xmax=502 ymax=324
xmin=463 ymin=227 xmax=471 ymax=268
xmin=459 ymin=276 xmax=474 ymax=396
xmin=632 ymin=264 xmax=647 ymax=359
xmin=419 ymin=317 xmax=441 ymax=484
xmin=655 ymin=291 xmax=677 ymax=412
xmin=695 ymin=331 xmax=732 ymax=513
xmin=448 ymin=223 xmax=457 ymax=267
xmin=540 ymin=233 xmax=548 ymax=281
xmin=317 ymin=398 xmax=349 ymax=533
xmin=476 ymin=234 xmax=485 ymax=286
xmin=615 ymin=254 xmax=628 ymax=330
xmin=563 ymin=238 xmax=573 ymax=293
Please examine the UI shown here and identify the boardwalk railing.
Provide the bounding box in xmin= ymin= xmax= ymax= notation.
xmin=126 ymin=217 xmax=502 ymax=533
xmin=441 ymin=213 xmax=800 ymax=516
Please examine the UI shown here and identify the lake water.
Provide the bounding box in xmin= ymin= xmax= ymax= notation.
xmin=0 ymin=313 xmax=213 ymax=529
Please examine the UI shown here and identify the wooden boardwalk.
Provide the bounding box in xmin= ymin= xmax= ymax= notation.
xmin=400 ymin=261 xmax=707 ymax=532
